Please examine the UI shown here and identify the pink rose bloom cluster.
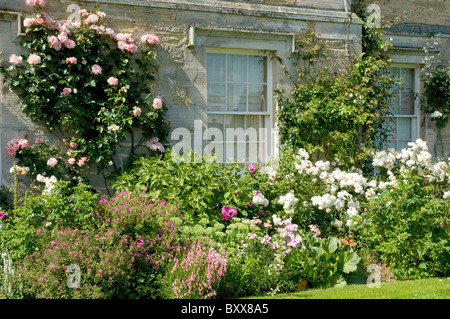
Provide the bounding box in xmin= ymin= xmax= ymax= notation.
xmin=26 ymin=0 xmax=45 ymax=7
xmin=153 ymin=97 xmax=163 ymax=110
xmin=48 ymin=32 xmax=75 ymax=51
xmin=115 ymin=33 xmax=137 ymax=53
xmin=107 ymin=77 xmax=118 ymax=86
xmin=132 ymin=106 xmax=141 ymax=117
xmin=9 ymin=54 xmax=23 ymax=65
xmin=65 ymin=57 xmax=77 ymax=64
xmin=146 ymin=137 xmax=164 ymax=153
xmin=27 ymin=54 xmax=41 ymax=65
xmin=141 ymin=33 xmax=160 ymax=45
xmin=47 ymin=157 xmax=58 ymax=167
xmin=91 ymin=64 xmax=102 ymax=75
xmin=221 ymin=206 xmax=237 ymax=221
xmin=23 ymin=17 xmax=44 ymax=28
xmin=5 ymin=138 xmax=28 ymax=156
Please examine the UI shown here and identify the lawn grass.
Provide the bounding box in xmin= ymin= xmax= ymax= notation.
xmin=250 ymin=277 xmax=450 ymax=299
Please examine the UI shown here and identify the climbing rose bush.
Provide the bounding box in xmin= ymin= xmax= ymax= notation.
xmin=0 ymin=1 xmax=170 ymax=188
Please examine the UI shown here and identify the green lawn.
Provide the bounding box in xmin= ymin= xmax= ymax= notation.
xmin=250 ymin=278 xmax=450 ymax=299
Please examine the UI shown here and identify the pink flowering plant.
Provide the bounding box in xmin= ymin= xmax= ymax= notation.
xmin=161 ymin=238 xmax=227 ymax=299
xmin=0 ymin=1 xmax=170 ymax=191
xmin=18 ymin=226 xmax=137 ymax=299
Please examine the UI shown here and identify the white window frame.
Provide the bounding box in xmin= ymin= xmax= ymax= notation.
xmin=206 ymin=47 xmax=273 ymax=165
xmin=385 ymin=64 xmax=421 ymax=150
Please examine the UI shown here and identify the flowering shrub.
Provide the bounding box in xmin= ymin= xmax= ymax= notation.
xmin=0 ymin=181 xmax=98 ymax=261
xmin=18 ymin=226 xmax=136 ymax=299
xmin=0 ymin=1 xmax=170 ymax=189
xmin=161 ymin=238 xmax=227 ymax=299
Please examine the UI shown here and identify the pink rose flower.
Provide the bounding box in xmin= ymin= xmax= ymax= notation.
xmin=18 ymin=139 xmax=29 ymax=148
xmin=132 ymin=107 xmax=141 ymax=117
xmin=107 ymin=77 xmax=118 ymax=86
xmin=248 ymin=164 xmax=256 ymax=173
xmin=91 ymin=64 xmax=102 ymax=75
xmin=23 ymin=18 xmax=36 ymax=28
xmin=35 ymin=138 xmax=42 ymax=144
xmin=64 ymin=39 xmax=76 ymax=49
xmin=62 ymin=88 xmax=72 ymax=95
xmin=69 ymin=142 xmax=77 ymax=148
xmin=58 ymin=32 xmax=69 ymax=43
xmin=141 ymin=33 xmax=160 ymax=45
xmin=153 ymin=97 xmax=162 ymax=110
xmin=27 ymin=54 xmax=41 ymax=65
xmin=48 ymin=36 xmax=61 ymax=51
xmin=47 ymin=157 xmax=58 ymax=167
xmin=65 ymin=57 xmax=77 ymax=64
xmin=68 ymin=158 xmax=76 ymax=165
xmin=9 ymin=54 xmax=23 ymax=65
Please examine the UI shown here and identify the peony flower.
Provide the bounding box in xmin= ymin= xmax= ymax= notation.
xmin=107 ymin=77 xmax=118 ymax=86
xmin=47 ymin=157 xmax=58 ymax=167
xmin=91 ymin=64 xmax=102 ymax=75
xmin=9 ymin=54 xmax=23 ymax=65
xmin=153 ymin=97 xmax=162 ymax=110
xmin=221 ymin=206 xmax=237 ymax=221
xmin=27 ymin=54 xmax=41 ymax=65
xmin=62 ymin=88 xmax=72 ymax=95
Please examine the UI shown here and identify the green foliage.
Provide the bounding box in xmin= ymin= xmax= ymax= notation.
xmin=0 ymin=181 xmax=98 ymax=261
xmin=275 ymin=31 xmax=396 ymax=168
xmin=285 ymin=233 xmax=361 ymax=289
xmin=421 ymin=65 xmax=450 ymax=128
xmin=355 ymin=172 xmax=449 ymax=280
xmin=112 ymin=150 xmax=277 ymax=222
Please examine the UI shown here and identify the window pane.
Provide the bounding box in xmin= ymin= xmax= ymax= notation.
xmin=246 ymin=142 xmax=260 ymax=164
xmin=207 ymin=83 xmax=226 ymax=111
xmin=224 ymin=115 xmax=245 ymax=140
xmin=207 ymin=53 xmax=226 ymax=82
xmin=248 ymin=84 xmax=267 ymax=112
xmin=227 ymin=54 xmax=247 ymax=83
xmin=248 ymin=55 xmax=266 ymax=83
xmin=397 ymin=140 xmax=410 ymax=151
xmin=227 ymin=84 xmax=247 ymax=111
xmin=207 ymin=114 xmax=224 ymax=134
xmin=246 ymin=115 xmax=266 ymax=141
xmin=387 ymin=67 xmax=400 ymax=115
xmin=399 ymin=68 xmax=415 ymax=115
xmin=397 ymin=118 xmax=411 ymax=140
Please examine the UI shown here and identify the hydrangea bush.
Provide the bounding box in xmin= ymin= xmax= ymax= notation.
xmin=0 ymin=1 xmax=170 ymax=190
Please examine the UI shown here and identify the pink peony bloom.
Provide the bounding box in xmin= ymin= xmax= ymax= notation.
xmin=107 ymin=77 xmax=118 ymax=86
xmin=9 ymin=54 xmax=23 ymax=65
xmin=47 ymin=157 xmax=58 ymax=167
xmin=141 ymin=33 xmax=160 ymax=45
xmin=153 ymin=97 xmax=162 ymax=110
xmin=91 ymin=64 xmax=102 ymax=75
xmin=132 ymin=107 xmax=141 ymax=117
xmin=62 ymin=88 xmax=72 ymax=95
xmin=221 ymin=206 xmax=237 ymax=221
xmin=27 ymin=54 xmax=41 ymax=65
